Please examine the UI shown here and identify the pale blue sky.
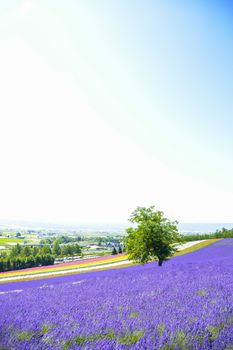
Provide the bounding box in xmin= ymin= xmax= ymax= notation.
xmin=0 ymin=1 xmax=232 ymax=223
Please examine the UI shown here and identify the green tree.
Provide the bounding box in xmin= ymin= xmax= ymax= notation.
xmin=74 ymin=243 xmax=81 ymax=255
xmin=61 ymin=244 xmax=76 ymax=256
xmin=10 ymin=243 xmax=22 ymax=257
xmin=6 ymin=258 xmax=12 ymax=271
xmin=0 ymin=251 xmax=7 ymax=259
xmin=26 ymin=255 xmax=36 ymax=268
xmin=0 ymin=259 xmax=5 ymax=272
xmin=22 ymin=245 xmax=32 ymax=257
xmin=41 ymin=254 xmax=54 ymax=266
xmin=35 ymin=254 xmax=42 ymax=266
xmin=52 ymin=240 xmax=61 ymax=256
xmin=42 ymin=244 xmax=52 ymax=255
xmin=125 ymin=206 xmax=183 ymax=267
xmin=32 ymin=246 xmax=40 ymax=256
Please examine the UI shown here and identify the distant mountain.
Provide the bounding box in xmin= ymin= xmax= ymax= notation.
xmin=0 ymin=220 xmax=232 ymax=235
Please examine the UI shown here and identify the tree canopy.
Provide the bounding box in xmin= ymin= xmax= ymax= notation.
xmin=125 ymin=206 xmax=183 ymax=266
xmin=52 ymin=240 xmax=61 ymax=256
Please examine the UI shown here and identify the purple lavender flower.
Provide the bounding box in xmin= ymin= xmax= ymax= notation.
xmin=0 ymin=239 xmax=233 ymax=349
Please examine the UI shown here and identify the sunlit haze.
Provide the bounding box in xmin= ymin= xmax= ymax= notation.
xmin=0 ymin=1 xmax=233 ymax=224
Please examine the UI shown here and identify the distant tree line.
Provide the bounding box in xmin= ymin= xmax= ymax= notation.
xmin=40 ymin=235 xmax=82 ymax=245
xmin=182 ymin=228 xmax=233 ymax=242
xmin=53 ymin=235 xmax=82 ymax=244
xmin=0 ymin=244 xmax=55 ymax=272
xmin=0 ymin=240 xmax=82 ymax=272
xmin=97 ymin=236 xmax=123 ymax=244
xmin=52 ymin=240 xmax=82 ymax=256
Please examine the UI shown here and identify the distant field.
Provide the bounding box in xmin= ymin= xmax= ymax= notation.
xmin=0 ymin=237 xmax=24 ymax=245
xmin=0 ymin=237 xmax=36 ymax=247
xmin=0 ymin=231 xmax=17 ymax=236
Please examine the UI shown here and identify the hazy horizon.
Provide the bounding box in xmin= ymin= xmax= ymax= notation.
xmin=1 ymin=219 xmax=233 ymax=235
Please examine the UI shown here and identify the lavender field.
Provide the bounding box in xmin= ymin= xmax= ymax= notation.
xmin=1 ymin=239 xmax=233 ymax=349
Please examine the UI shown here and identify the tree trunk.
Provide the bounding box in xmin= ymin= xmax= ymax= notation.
xmin=158 ymin=259 xmax=163 ymax=267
